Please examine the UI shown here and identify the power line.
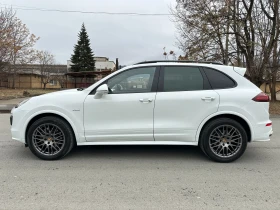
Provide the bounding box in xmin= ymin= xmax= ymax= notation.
xmin=0 ymin=3 xmax=171 ymax=16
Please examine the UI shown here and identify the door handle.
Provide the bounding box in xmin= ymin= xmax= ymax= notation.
xmin=201 ymin=97 xmax=215 ymax=101
xmin=139 ymin=99 xmax=153 ymax=103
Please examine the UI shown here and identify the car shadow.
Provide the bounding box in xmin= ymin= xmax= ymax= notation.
xmin=65 ymin=145 xmax=209 ymax=162
xmin=11 ymin=142 xmax=266 ymax=164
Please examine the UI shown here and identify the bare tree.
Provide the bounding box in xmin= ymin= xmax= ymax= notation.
xmin=230 ymin=0 xmax=280 ymax=86
xmin=9 ymin=17 xmax=39 ymax=88
xmin=173 ymin=0 xmax=236 ymax=64
xmin=37 ymin=50 xmax=55 ymax=89
xmin=52 ymin=65 xmax=67 ymax=89
xmin=265 ymin=39 xmax=280 ymax=101
xmin=55 ymin=75 xmax=67 ymax=88
xmin=174 ymin=0 xmax=280 ymax=88
xmin=0 ymin=8 xmax=15 ymax=71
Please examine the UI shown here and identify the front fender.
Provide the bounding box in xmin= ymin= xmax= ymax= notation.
xmin=21 ymin=106 xmax=85 ymax=144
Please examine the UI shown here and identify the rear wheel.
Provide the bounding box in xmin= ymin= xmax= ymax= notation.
xmin=200 ymin=118 xmax=248 ymax=163
xmin=27 ymin=116 xmax=75 ymax=160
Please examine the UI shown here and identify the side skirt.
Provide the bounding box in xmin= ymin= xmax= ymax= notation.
xmin=77 ymin=141 xmax=199 ymax=146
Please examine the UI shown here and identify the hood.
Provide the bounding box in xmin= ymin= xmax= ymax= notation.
xmin=32 ymin=88 xmax=89 ymax=101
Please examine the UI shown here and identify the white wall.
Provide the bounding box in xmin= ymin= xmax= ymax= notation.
xmin=67 ymin=58 xmax=115 ymax=71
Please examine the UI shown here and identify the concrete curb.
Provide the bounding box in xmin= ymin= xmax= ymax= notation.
xmin=0 ymin=104 xmax=15 ymax=113
xmin=270 ymin=114 xmax=280 ymax=118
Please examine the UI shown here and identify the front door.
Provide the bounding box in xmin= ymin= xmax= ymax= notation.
xmin=84 ymin=66 xmax=159 ymax=142
xmin=154 ymin=65 xmax=219 ymax=142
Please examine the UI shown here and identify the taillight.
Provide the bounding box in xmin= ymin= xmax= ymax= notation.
xmin=252 ymin=92 xmax=269 ymax=102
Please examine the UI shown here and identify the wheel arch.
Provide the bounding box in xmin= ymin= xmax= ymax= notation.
xmin=196 ymin=113 xmax=252 ymax=143
xmin=24 ymin=112 xmax=78 ymax=145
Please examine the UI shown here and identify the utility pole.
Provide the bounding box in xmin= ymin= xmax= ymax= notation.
xmin=116 ymin=58 xmax=119 ymax=70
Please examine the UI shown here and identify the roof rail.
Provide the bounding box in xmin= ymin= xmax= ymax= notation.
xmin=135 ymin=60 xmax=224 ymax=65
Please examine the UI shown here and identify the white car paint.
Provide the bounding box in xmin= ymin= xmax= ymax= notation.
xmin=84 ymin=92 xmax=156 ymax=142
xmin=154 ymin=90 xmax=219 ymax=142
xmin=11 ymin=62 xmax=272 ymax=148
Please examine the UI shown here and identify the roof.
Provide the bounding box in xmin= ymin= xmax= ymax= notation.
xmin=65 ymin=70 xmax=113 ymax=78
xmin=2 ymin=64 xmax=67 ymax=75
xmin=12 ymin=70 xmax=65 ymax=76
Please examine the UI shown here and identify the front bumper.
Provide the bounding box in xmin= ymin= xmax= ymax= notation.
xmin=10 ymin=108 xmax=28 ymax=144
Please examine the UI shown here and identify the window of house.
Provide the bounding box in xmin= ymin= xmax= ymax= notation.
xmin=203 ymin=67 xmax=236 ymax=89
xmin=107 ymin=67 xmax=156 ymax=94
xmin=49 ymin=80 xmax=57 ymax=86
xmin=163 ymin=66 xmax=204 ymax=92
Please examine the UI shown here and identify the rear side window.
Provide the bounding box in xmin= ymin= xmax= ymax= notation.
xmin=163 ymin=66 xmax=203 ymax=91
xmin=203 ymin=67 xmax=236 ymax=89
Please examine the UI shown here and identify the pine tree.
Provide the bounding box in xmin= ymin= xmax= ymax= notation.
xmin=70 ymin=23 xmax=95 ymax=72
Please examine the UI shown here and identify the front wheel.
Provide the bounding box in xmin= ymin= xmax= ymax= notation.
xmin=26 ymin=116 xmax=75 ymax=160
xmin=199 ymin=118 xmax=248 ymax=163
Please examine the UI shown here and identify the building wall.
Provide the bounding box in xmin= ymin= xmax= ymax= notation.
xmin=94 ymin=57 xmax=108 ymax=62
xmin=260 ymin=82 xmax=280 ymax=93
xmin=8 ymin=74 xmax=32 ymax=88
xmin=95 ymin=61 xmax=115 ymax=71
xmin=67 ymin=58 xmax=115 ymax=71
xmin=8 ymin=74 xmax=62 ymax=89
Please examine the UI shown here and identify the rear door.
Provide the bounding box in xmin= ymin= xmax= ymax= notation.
xmin=154 ymin=65 xmax=219 ymax=142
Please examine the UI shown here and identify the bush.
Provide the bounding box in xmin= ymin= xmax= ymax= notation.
xmin=23 ymin=90 xmax=31 ymax=97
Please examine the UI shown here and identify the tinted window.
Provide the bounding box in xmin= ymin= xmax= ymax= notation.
xmin=107 ymin=67 xmax=156 ymax=94
xmin=204 ymin=68 xmax=236 ymax=89
xmin=163 ymin=66 xmax=203 ymax=91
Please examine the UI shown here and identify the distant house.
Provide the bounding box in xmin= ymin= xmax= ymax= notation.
xmin=67 ymin=56 xmax=116 ymax=72
xmin=3 ymin=64 xmax=67 ymax=89
xmin=0 ymin=56 xmax=116 ymax=89
xmin=65 ymin=56 xmax=116 ymax=88
xmin=261 ymin=81 xmax=280 ymax=93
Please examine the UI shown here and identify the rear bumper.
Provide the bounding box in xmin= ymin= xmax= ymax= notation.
xmin=251 ymin=123 xmax=272 ymax=142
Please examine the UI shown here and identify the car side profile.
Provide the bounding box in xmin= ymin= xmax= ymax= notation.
xmin=10 ymin=61 xmax=273 ymax=162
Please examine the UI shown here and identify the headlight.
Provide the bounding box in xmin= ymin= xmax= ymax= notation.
xmin=15 ymin=98 xmax=30 ymax=108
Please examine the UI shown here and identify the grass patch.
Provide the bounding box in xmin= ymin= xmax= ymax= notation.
xmin=0 ymin=88 xmax=59 ymax=100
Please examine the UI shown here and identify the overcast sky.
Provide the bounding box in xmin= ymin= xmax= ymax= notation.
xmin=1 ymin=0 xmax=180 ymax=65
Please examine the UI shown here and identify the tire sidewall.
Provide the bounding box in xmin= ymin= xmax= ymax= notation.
xmin=201 ymin=118 xmax=248 ymax=163
xmin=27 ymin=117 xmax=74 ymax=160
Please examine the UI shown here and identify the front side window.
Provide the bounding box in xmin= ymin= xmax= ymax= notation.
xmin=163 ymin=66 xmax=204 ymax=92
xmin=107 ymin=67 xmax=156 ymax=94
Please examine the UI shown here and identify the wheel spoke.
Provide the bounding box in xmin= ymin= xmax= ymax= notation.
xmin=209 ymin=125 xmax=242 ymax=158
xmin=32 ymin=123 xmax=65 ymax=156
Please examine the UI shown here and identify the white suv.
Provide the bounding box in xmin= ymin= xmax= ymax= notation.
xmin=10 ymin=61 xmax=273 ymax=162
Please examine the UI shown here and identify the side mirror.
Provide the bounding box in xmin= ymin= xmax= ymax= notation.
xmin=94 ymin=84 xmax=109 ymax=99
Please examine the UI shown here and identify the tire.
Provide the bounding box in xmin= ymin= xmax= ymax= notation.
xmin=199 ymin=118 xmax=248 ymax=163
xmin=26 ymin=116 xmax=75 ymax=160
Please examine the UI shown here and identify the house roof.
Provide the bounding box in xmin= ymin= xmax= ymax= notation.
xmin=65 ymin=70 xmax=113 ymax=78
xmin=3 ymin=64 xmax=67 ymax=75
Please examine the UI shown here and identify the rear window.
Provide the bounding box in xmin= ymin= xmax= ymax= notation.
xmin=203 ymin=67 xmax=236 ymax=89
